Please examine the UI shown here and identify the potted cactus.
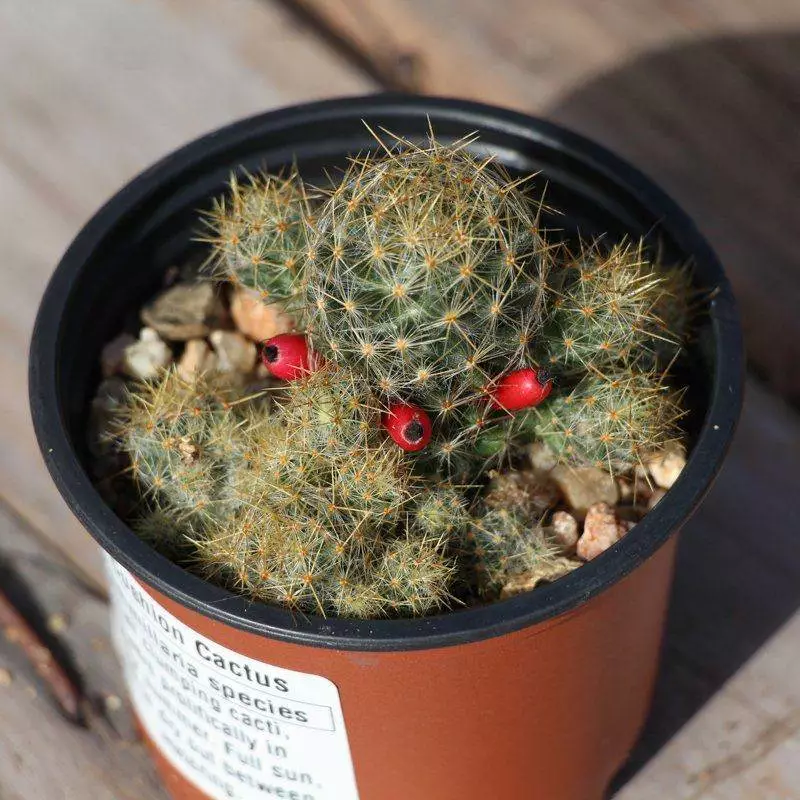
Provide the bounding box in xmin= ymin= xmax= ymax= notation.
xmin=30 ymin=96 xmax=742 ymax=800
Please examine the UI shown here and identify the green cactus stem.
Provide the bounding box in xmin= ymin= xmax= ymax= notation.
xmin=204 ymin=170 xmax=310 ymax=305
xmin=540 ymin=238 xmax=685 ymax=375
xmin=107 ymin=364 xmax=464 ymax=618
xmin=528 ymin=366 xmax=686 ymax=472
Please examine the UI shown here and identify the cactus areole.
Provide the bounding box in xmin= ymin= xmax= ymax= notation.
xmin=30 ymin=97 xmax=741 ymax=800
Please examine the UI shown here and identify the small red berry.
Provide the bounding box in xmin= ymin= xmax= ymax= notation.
xmin=491 ymin=368 xmax=553 ymax=411
xmin=382 ymin=402 xmax=433 ymax=452
xmin=260 ymin=333 xmax=317 ymax=381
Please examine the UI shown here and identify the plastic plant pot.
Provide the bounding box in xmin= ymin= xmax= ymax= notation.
xmin=29 ymin=94 xmax=743 ymax=800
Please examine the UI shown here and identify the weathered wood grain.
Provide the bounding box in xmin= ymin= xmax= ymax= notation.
xmin=2 ymin=1 xmax=800 ymax=797
xmin=283 ymin=0 xmax=800 ymax=402
xmin=618 ymin=615 xmax=800 ymax=799
xmin=0 ymin=498 xmax=166 ymax=799
xmin=0 ymin=0 xmax=374 ymax=588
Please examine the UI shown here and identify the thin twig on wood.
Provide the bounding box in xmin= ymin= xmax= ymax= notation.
xmin=0 ymin=585 xmax=83 ymax=723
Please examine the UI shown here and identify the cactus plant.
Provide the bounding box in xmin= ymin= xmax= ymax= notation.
xmin=526 ymin=366 xmax=686 ymax=471
xmin=540 ymin=238 xmax=686 ymax=375
xmin=110 ymin=370 xmax=250 ymax=525
xmin=204 ymin=170 xmax=310 ymax=304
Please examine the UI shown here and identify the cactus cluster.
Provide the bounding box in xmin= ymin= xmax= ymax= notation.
xmin=110 ymin=365 xmax=460 ymax=617
xmin=527 ymin=368 xmax=685 ymax=471
xmin=301 ymin=135 xmax=553 ymax=475
xmin=101 ymin=128 xmax=695 ymax=618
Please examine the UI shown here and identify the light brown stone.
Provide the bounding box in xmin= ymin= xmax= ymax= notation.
xmin=551 ymin=465 xmax=619 ymax=517
xmin=177 ymin=339 xmax=215 ymax=381
xmin=647 ymin=446 xmax=687 ymax=490
xmin=141 ymin=282 xmax=225 ymax=340
xmin=499 ymin=557 xmax=580 ymax=598
xmin=577 ymin=502 xmax=634 ymax=561
xmin=230 ymin=286 xmax=294 ymax=342
xmin=209 ymin=330 xmax=256 ymax=374
xmin=484 ymin=468 xmax=560 ymax=516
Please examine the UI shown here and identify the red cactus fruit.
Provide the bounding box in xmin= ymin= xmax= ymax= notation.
xmin=260 ymin=333 xmax=317 ymax=381
xmin=382 ymin=402 xmax=433 ymax=452
xmin=491 ymin=368 xmax=553 ymax=411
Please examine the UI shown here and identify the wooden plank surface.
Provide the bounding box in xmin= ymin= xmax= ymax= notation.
xmin=616 ymin=379 xmax=800 ymax=797
xmin=2 ymin=1 xmax=800 ymax=798
xmin=285 ymin=0 xmax=800 ymax=402
xmin=0 ymin=497 xmax=167 ymax=800
xmin=619 ymin=617 xmax=800 ymax=799
xmin=0 ymin=0 xmax=374 ymax=589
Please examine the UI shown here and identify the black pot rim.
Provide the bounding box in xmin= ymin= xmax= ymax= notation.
xmin=29 ymin=93 xmax=743 ymax=652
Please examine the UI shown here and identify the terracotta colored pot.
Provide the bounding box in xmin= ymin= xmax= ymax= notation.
xmin=30 ymin=95 xmax=742 ymax=800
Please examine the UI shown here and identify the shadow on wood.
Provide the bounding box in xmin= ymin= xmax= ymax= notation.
xmin=547 ymin=31 xmax=800 ymax=405
xmin=546 ymin=39 xmax=800 ymax=783
xmin=0 ymin=558 xmax=86 ymax=722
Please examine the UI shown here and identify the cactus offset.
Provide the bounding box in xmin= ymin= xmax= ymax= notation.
xmin=528 ymin=367 xmax=686 ymax=471
xmin=463 ymin=507 xmax=559 ymax=598
xmin=109 ymin=364 xmax=462 ymax=618
xmin=204 ymin=170 xmax=309 ymax=305
xmin=541 ymin=239 xmax=683 ymax=375
xmin=110 ymin=370 xmax=250 ymax=525
xmin=200 ymin=364 xmax=459 ymax=616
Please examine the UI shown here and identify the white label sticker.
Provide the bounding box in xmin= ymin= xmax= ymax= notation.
xmin=106 ymin=558 xmax=360 ymax=800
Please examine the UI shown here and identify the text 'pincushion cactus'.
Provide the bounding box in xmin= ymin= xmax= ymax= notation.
xmin=99 ymin=128 xmax=695 ymax=618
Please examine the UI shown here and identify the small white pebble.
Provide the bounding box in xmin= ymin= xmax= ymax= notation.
xmin=209 ymin=330 xmax=256 ymax=374
xmin=47 ymin=613 xmax=69 ymax=634
xmin=527 ymin=441 xmax=558 ymax=472
xmin=140 ymin=327 xmax=162 ymax=344
xmin=122 ymin=327 xmax=172 ymax=380
xmin=647 ymin=447 xmax=687 ymax=490
xmin=104 ymin=694 xmax=123 ymax=712
xmin=550 ymin=511 xmax=579 ymax=550
xmin=100 ymin=333 xmax=136 ymax=377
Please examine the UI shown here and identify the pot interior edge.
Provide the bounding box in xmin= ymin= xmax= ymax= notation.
xmin=34 ymin=96 xmax=742 ymax=651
